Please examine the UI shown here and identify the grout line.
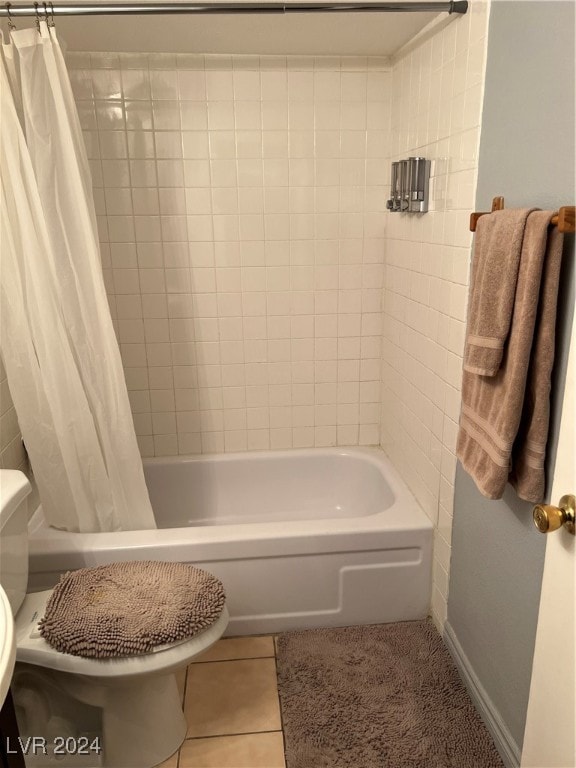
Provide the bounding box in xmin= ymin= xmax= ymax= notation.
xmin=273 ymin=633 xmax=289 ymax=766
xmin=182 ymin=664 xmax=190 ymax=703
xmin=190 ymin=653 xmax=275 ymax=664
xmin=175 ymin=665 xmax=191 ymax=768
xmin=183 ymin=729 xmax=284 ymax=742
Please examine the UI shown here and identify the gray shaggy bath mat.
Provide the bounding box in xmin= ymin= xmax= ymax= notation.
xmin=276 ymin=620 xmax=504 ymax=768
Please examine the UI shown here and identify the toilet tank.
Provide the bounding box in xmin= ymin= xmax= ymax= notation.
xmin=0 ymin=470 xmax=32 ymax=616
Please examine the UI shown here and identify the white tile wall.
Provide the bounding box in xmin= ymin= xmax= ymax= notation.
xmin=381 ymin=3 xmax=490 ymax=631
xmin=67 ymin=52 xmax=392 ymax=457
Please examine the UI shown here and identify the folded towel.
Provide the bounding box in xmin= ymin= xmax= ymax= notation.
xmin=457 ymin=210 xmax=564 ymax=501
xmin=463 ymin=207 xmax=536 ymax=376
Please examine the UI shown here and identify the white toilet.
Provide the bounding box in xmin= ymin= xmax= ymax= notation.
xmin=0 ymin=470 xmax=229 ymax=768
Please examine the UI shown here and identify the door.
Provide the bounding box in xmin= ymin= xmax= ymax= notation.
xmin=521 ymin=305 xmax=575 ymax=767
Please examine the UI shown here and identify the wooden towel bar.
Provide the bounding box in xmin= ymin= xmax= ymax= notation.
xmin=470 ymin=196 xmax=575 ymax=233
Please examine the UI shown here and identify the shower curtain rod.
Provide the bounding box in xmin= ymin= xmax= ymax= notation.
xmin=0 ymin=1 xmax=469 ymax=18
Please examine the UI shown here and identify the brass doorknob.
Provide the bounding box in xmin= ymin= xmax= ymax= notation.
xmin=533 ymin=495 xmax=575 ymax=535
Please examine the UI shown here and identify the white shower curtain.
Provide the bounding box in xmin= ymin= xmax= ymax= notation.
xmin=0 ymin=23 xmax=156 ymax=533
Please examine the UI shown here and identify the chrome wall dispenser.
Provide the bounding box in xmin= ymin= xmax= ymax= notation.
xmin=387 ymin=156 xmax=431 ymax=213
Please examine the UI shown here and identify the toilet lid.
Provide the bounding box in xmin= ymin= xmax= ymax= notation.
xmin=16 ymin=593 xmax=230 ymax=678
xmin=38 ymin=561 xmax=225 ymax=659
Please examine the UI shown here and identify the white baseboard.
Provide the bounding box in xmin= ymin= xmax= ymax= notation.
xmin=444 ymin=621 xmax=521 ymax=768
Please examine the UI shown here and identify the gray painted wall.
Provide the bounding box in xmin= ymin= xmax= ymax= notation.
xmin=447 ymin=0 xmax=575 ymax=760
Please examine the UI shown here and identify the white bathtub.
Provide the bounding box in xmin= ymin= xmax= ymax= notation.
xmin=27 ymin=448 xmax=433 ymax=635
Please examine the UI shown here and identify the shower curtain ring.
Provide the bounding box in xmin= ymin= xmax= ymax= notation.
xmin=5 ymin=2 xmax=16 ymax=30
xmin=33 ymin=2 xmax=41 ymax=32
xmin=49 ymin=1 xmax=55 ymax=26
xmin=43 ymin=2 xmax=49 ymax=24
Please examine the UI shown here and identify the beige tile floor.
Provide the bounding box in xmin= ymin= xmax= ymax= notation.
xmin=155 ymin=635 xmax=286 ymax=768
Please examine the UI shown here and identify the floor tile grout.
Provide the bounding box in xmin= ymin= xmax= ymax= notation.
xmin=182 ymin=728 xmax=284 ymax=741
xmin=177 ymin=667 xmax=188 ymax=768
xmin=273 ymin=635 xmax=289 ymax=765
xmin=191 ymin=654 xmax=275 ymax=664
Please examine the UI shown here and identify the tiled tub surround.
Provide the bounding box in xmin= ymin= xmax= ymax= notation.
xmin=68 ymin=53 xmax=392 ymax=457
xmin=62 ymin=19 xmax=491 ymax=634
xmin=380 ymin=4 xmax=490 ymax=629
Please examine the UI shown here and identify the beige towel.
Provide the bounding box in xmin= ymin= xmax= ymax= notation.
xmin=509 ymin=225 xmax=564 ymax=501
xmin=457 ymin=210 xmax=564 ymax=502
xmin=464 ymin=207 xmax=536 ymax=376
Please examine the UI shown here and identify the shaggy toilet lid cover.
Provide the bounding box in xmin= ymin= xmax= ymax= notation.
xmin=39 ymin=561 xmax=226 ymax=659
